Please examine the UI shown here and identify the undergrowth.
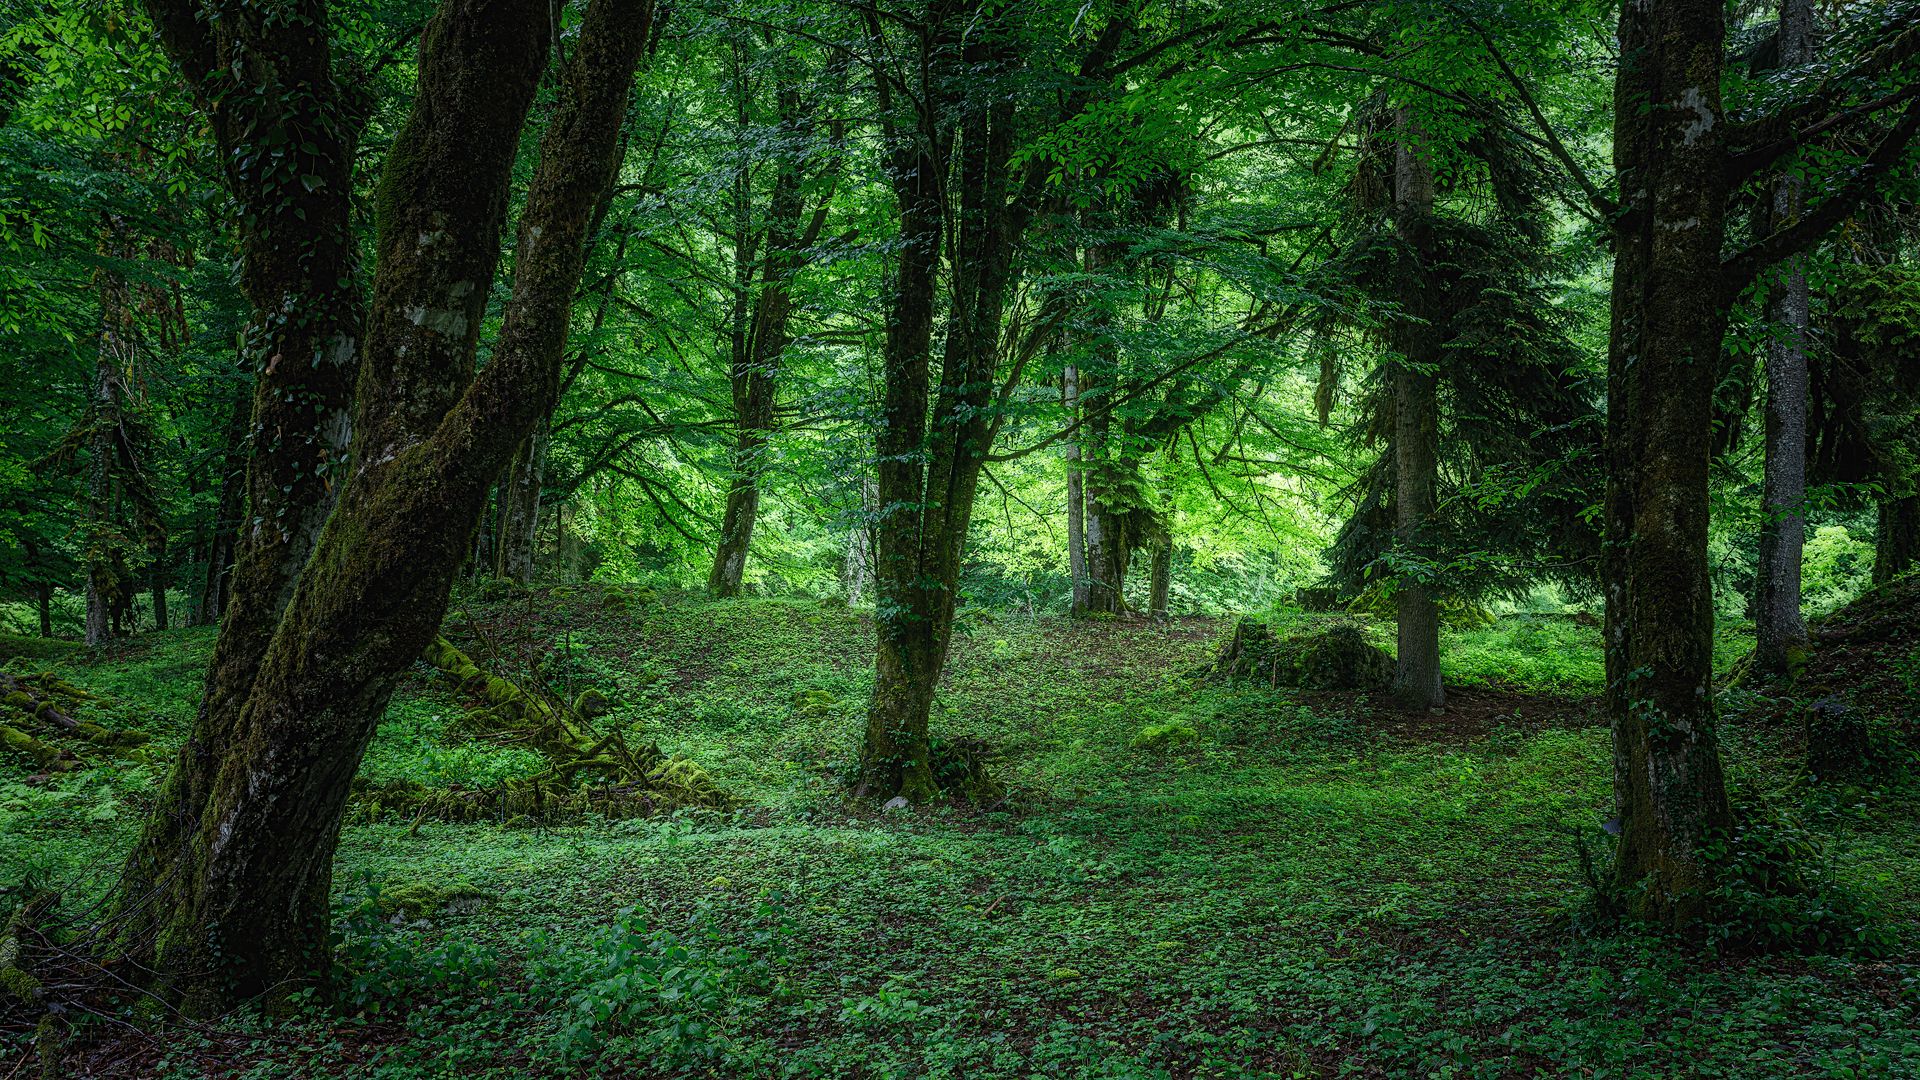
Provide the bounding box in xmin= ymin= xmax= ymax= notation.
xmin=1 ymin=593 xmax=1914 ymax=1078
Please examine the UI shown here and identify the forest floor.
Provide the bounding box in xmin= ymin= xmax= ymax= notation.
xmin=3 ymin=588 xmax=1918 ymax=1078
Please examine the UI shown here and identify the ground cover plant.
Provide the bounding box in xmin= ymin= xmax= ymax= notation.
xmin=5 ymin=587 xmax=1919 ymax=1076
xmin=3 ymin=0 xmax=1920 ymax=1074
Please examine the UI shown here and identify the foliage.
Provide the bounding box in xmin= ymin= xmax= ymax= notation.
xmin=9 ymin=592 xmax=1918 ymax=1076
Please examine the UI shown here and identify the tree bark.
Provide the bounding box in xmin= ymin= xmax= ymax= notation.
xmin=708 ymin=68 xmax=832 ymax=597
xmin=1063 ymin=364 xmax=1089 ymax=613
xmin=85 ymin=228 xmax=134 ymax=648
xmin=118 ymin=0 xmax=367 ymax=965
xmin=1875 ymin=495 xmax=1918 ymax=584
xmin=148 ymin=532 xmax=168 ymax=632
xmin=1604 ymin=0 xmax=1735 ymax=928
xmin=1148 ymin=540 xmax=1170 ymax=619
xmin=844 ymin=475 xmax=876 ymax=605
xmin=111 ymin=0 xmax=653 ymax=1012
xmin=1391 ymin=116 xmax=1443 ymax=711
xmin=199 ymin=386 xmax=250 ymax=627
xmin=1753 ymin=0 xmax=1815 ymax=677
xmin=495 ymin=418 xmax=547 ymax=584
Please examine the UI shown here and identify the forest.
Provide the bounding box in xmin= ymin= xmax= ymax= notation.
xmin=0 ymin=0 xmax=1918 ymax=1074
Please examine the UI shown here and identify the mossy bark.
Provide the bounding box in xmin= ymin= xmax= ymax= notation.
xmin=495 ymin=419 xmax=547 ymax=584
xmin=111 ymin=0 xmax=654 ymax=1014
xmin=1603 ymin=0 xmax=1734 ymax=928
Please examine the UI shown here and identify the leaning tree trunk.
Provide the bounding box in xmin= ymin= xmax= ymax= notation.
xmin=1390 ymin=118 xmax=1443 ymax=711
xmin=708 ymin=83 xmax=827 ymax=598
xmin=110 ymin=0 xmax=653 ymax=1014
xmin=1604 ymin=0 xmax=1735 ymax=928
xmin=1752 ymin=0 xmax=1815 ymax=677
xmin=1875 ymin=494 xmax=1918 ymax=584
xmin=116 ymin=0 xmax=368 ymax=967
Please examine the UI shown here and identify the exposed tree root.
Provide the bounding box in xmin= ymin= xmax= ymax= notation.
xmin=0 ymin=672 xmax=149 ymax=772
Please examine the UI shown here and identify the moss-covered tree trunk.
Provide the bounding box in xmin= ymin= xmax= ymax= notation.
xmin=1753 ymin=0 xmax=1815 ymax=677
xmin=1390 ymin=119 xmax=1443 ymax=711
xmin=111 ymin=0 xmax=653 ymax=1013
xmin=861 ymin=16 xmax=1037 ymax=799
xmin=1603 ymin=0 xmax=1735 ymax=928
xmin=119 ymin=0 xmax=368 ymax=959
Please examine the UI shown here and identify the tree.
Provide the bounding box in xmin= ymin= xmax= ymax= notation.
xmin=856 ymin=0 xmax=1149 ymax=800
xmin=1751 ymin=0 xmax=1817 ymax=677
xmin=1602 ymin=0 xmax=1918 ymax=925
xmin=109 ymin=0 xmax=656 ymax=1010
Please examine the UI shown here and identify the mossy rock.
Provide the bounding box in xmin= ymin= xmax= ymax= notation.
xmin=1130 ymin=720 xmax=1198 ymax=750
xmin=793 ymin=689 xmax=839 ymax=720
xmin=1212 ymin=618 xmax=1392 ymax=691
xmin=600 ymin=586 xmax=657 ymax=611
xmin=377 ymin=879 xmax=495 ymax=919
xmin=573 ymin=688 xmax=612 ymax=718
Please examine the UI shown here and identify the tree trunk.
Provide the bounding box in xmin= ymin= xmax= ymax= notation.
xmin=117 ymin=0 xmax=368 ymax=970
xmin=708 ymin=69 xmax=825 ymax=598
xmin=111 ymin=0 xmax=652 ymax=1012
xmin=36 ymin=581 xmax=52 ymax=639
xmin=860 ymin=57 xmax=949 ymax=800
xmin=1148 ymin=540 xmax=1170 ymax=619
xmin=85 ymin=232 xmax=133 ymax=648
xmin=844 ymin=475 xmax=875 ymax=605
xmin=861 ymin=17 xmax=1034 ymax=800
xmin=1604 ymin=0 xmax=1734 ymax=928
xmin=495 ymin=417 xmax=547 ymax=584
xmin=149 ymin=531 xmax=168 ymax=632
xmin=1391 ymin=116 xmax=1443 ymax=711
xmin=1875 ymin=495 xmax=1918 ymax=584
xmin=1752 ymin=0 xmax=1815 ymax=677
xmin=84 ymin=349 xmax=114 ymax=641
xmin=199 ymin=386 xmax=249 ymax=627
xmin=1063 ymin=364 xmax=1089 ymax=613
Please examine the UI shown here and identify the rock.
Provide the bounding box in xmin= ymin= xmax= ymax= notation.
xmin=881 ymin=796 xmax=911 ymax=812
xmin=1211 ymin=618 xmax=1392 ymax=691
